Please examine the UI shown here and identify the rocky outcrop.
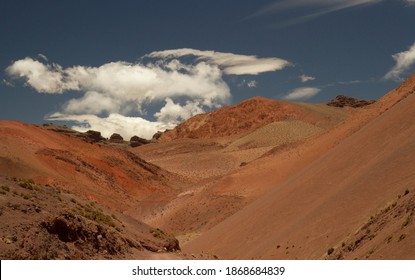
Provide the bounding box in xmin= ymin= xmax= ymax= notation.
xmin=41 ymin=124 xmax=106 ymax=143
xmin=327 ymin=95 xmax=376 ymax=108
xmin=109 ymin=133 xmax=124 ymax=143
xmin=130 ymin=136 xmax=150 ymax=147
xmin=86 ymin=130 xmax=105 ymax=142
xmin=151 ymin=131 xmax=163 ymax=142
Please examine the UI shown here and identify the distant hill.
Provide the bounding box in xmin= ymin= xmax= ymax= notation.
xmin=159 ymin=96 xmax=349 ymax=141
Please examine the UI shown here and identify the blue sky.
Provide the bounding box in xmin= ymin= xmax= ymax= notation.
xmin=1 ymin=0 xmax=415 ymax=138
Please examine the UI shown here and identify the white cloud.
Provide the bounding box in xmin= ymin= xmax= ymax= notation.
xmin=48 ymin=113 xmax=172 ymax=140
xmin=7 ymin=57 xmax=231 ymax=109
xmin=284 ymin=87 xmax=321 ymax=101
xmin=1 ymin=79 xmax=15 ymax=87
xmin=405 ymin=0 xmax=415 ymax=6
xmin=238 ymin=79 xmax=258 ymax=88
xmin=247 ymin=80 xmax=258 ymax=88
xmin=7 ymin=56 xmax=232 ymax=138
xmin=154 ymin=98 xmax=205 ymax=125
xmin=384 ymin=42 xmax=415 ymax=81
xmin=148 ymin=48 xmax=291 ymax=75
xmin=251 ymin=0 xmax=382 ymax=26
xmin=337 ymin=80 xmax=361 ymax=85
xmin=299 ymin=74 xmax=316 ymax=83
xmin=6 ymin=57 xmax=79 ymax=93
xmin=37 ymin=53 xmax=49 ymax=61
xmin=6 ymin=49 xmax=292 ymax=139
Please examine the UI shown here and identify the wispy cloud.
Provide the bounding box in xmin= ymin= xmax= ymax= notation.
xmin=250 ymin=0 xmax=382 ymax=26
xmin=299 ymin=74 xmax=316 ymax=83
xmin=405 ymin=0 xmax=415 ymax=6
xmin=384 ymin=42 xmax=415 ymax=81
xmin=37 ymin=53 xmax=48 ymax=62
xmin=148 ymin=48 xmax=291 ymax=75
xmin=247 ymin=80 xmax=258 ymax=88
xmin=283 ymin=87 xmax=321 ymax=101
xmin=238 ymin=79 xmax=258 ymax=88
xmin=6 ymin=49 xmax=290 ymax=138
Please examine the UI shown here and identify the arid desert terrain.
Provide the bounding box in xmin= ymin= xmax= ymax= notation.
xmin=1 ymin=74 xmax=415 ymax=260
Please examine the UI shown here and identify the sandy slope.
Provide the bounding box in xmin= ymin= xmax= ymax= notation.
xmin=183 ymin=74 xmax=415 ymax=259
xmin=159 ymin=97 xmax=348 ymax=141
xmin=2 ymin=75 xmax=415 ymax=260
xmin=0 ymin=121 xmax=186 ymax=210
xmin=134 ymin=101 xmax=348 ymax=183
xmin=131 ymin=101 xmax=348 ymax=235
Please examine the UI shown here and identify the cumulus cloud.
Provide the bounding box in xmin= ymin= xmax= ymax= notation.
xmin=299 ymin=74 xmax=316 ymax=83
xmin=6 ymin=57 xmax=79 ymax=93
xmin=384 ymin=42 xmax=415 ymax=81
xmin=154 ymin=98 xmax=205 ymax=125
xmin=148 ymin=48 xmax=291 ymax=75
xmin=7 ymin=49 xmax=290 ymax=138
xmin=251 ymin=0 xmax=382 ymax=26
xmin=284 ymin=87 xmax=321 ymax=101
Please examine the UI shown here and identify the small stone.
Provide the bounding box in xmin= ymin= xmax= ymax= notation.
xmin=2 ymin=237 xmax=13 ymax=244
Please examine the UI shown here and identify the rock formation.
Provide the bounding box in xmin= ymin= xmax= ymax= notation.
xmin=327 ymin=95 xmax=375 ymax=108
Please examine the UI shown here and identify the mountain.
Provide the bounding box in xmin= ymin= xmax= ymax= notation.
xmin=0 ymin=120 xmax=196 ymax=259
xmin=183 ymin=74 xmax=415 ymax=259
xmin=1 ymin=75 xmax=415 ymax=259
xmin=130 ymin=96 xmax=351 ymax=236
xmin=159 ymin=96 xmax=349 ymax=141
xmin=0 ymin=121 xmax=187 ymax=211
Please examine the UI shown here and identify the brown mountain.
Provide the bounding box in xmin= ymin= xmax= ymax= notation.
xmin=183 ymin=74 xmax=415 ymax=259
xmin=0 ymin=121 xmax=187 ymax=210
xmin=159 ymin=96 xmax=349 ymax=141
xmin=2 ymin=74 xmax=415 ymax=260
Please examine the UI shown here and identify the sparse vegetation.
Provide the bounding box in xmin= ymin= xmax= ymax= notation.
xmin=150 ymin=228 xmax=165 ymax=239
xmin=74 ymin=204 xmax=116 ymax=228
xmin=401 ymin=216 xmax=411 ymax=229
xmin=1 ymin=185 xmax=10 ymax=192
xmin=398 ymin=234 xmax=406 ymax=242
xmin=386 ymin=235 xmax=393 ymax=243
xmin=17 ymin=178 xmax=36 ymax=190
xmin=327 ymin=247 xmax=335 ymax=255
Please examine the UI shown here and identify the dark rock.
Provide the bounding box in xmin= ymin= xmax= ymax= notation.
xmin=129 ymin=136 xmax=150 ymax=147
xmin=327 ymin=95 xmax=376 ymax=108
xmin=86 ymin=130 xmax=105 ymax=142
xmin=109 ymin=133 xmax=124 ymax=143
xmin=151 ymin=131 xmax=163 ymax=142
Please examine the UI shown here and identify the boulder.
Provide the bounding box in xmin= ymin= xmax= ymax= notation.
xmin=130 ymin=135 xmax=150 ymax=147
xmin=86 ymin=130 xmax=105 ymax=142
xmin=109 ymin=133 xmax=124 ymax=143
xmin=151 ymin=131 xmax=163 ymax=142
